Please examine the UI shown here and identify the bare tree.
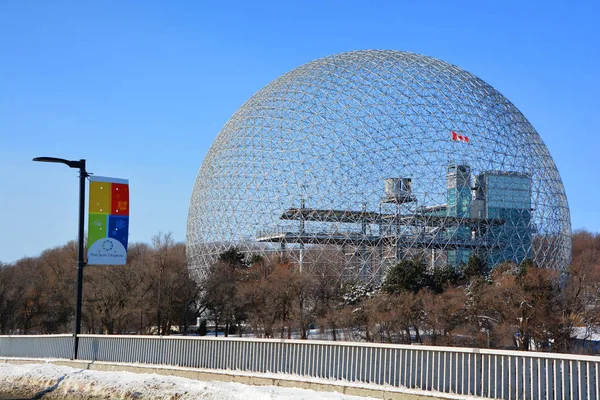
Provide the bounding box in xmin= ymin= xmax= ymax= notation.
xmin=149 ymin=233 xmax=194 ymax=335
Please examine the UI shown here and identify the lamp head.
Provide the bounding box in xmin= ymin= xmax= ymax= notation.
xmin=33 ymin=157 xmax=85 ymax=169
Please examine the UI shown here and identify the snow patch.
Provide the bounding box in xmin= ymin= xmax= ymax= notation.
xmin=0 ymin=363 xmax=377 ymax=399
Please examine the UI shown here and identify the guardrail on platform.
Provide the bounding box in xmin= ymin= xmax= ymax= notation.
xmin=1 ymin=334 xmax=599 ymax=400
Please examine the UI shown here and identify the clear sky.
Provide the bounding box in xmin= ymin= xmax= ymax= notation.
xmin=1 ymin=1 xmax=599 ymax=263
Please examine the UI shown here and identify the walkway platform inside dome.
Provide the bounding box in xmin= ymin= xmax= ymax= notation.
xmin=255 ymin=230 xmax=499 ymax=249
xmin=279 ymin=207 xmax=505 ymax=227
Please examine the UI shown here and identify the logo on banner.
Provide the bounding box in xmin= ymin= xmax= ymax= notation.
xmin=87 ymin=176 xmax=129 ymax=265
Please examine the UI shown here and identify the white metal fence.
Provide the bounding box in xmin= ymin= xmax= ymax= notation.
xmin=1 ymin=334 xmax=599 ymax=399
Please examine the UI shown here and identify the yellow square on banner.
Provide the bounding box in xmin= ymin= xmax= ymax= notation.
xmin=89 ymin=181 xmax=112 ymax=214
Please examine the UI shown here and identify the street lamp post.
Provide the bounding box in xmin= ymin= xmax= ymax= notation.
xmin=33 ymin=157 xmax=88 ymax=360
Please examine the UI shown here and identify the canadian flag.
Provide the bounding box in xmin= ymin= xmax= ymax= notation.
xmin=451 ymin=131 xmax=469 ymax=143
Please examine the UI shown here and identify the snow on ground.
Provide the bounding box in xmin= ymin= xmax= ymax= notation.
xmin=572 ymin=326 xmax=600 ymax=341
xmin=0 ymin=363 xmax=377 ymax=400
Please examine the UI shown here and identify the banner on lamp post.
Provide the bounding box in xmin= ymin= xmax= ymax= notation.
xmin=87 ymin=176 xmax=129 ymax=265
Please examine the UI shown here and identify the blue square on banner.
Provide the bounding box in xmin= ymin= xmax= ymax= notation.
xmin=108 ymin=216 xmax=129 ymax=250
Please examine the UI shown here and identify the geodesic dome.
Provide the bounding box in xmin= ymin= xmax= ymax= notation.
xmin=187 ymin=50 xmax=571 ymax=282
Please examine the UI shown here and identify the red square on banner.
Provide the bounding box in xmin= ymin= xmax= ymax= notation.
xmin=111 ymin=183 xmax=129 ymax=216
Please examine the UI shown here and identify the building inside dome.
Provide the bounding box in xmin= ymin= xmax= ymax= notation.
xmin=186 ymin=50 xmax=571 ymax=282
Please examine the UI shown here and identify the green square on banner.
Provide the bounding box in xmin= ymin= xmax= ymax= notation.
xmin=88 ymin=213 xmax=108 ymax=247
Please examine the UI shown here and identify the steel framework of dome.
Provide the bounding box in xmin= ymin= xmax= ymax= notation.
xmin=187 ymin=50 xmax=571 ymax=282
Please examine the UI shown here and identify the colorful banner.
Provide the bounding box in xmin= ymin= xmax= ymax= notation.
xmin=87 ymin=176 xmax=129 ymax=265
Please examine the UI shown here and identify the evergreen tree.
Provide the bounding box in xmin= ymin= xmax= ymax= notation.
xmin=429 ymin=265 xmax=460 ymax=293
xmin=219 ymin=248 xmax=247 ymax=269
xmin=462 ymin=254 xmax=487 ymax=280
xmin=382 ymin=258 xmax=427 ymax=294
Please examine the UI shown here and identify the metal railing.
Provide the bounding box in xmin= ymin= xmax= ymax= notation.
xmin=0 ymin=334 xmax=72 ymax=359
xmin=2 ymin=334 xmax=599 ymax=399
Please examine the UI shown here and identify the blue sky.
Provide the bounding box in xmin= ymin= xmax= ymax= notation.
xmin=1 ymin=1 xmax=598 ymax=263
